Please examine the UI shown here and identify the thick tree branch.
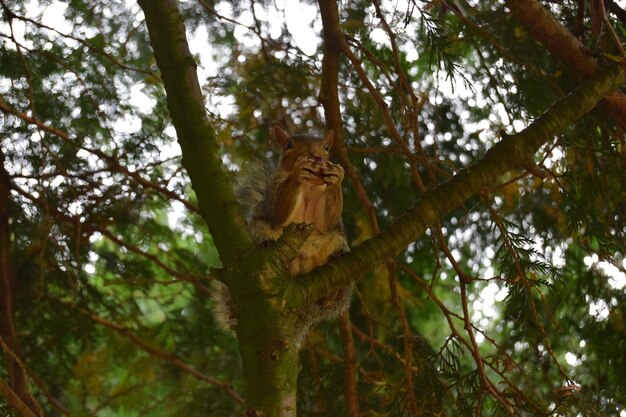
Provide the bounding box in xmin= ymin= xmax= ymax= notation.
xmin=288 ymin=63 xmax=625 ymax=308
xmin=138 ymin=0 xmax=253 ymax=266
xmin=505 ymin=0 xmax=626 ymax=129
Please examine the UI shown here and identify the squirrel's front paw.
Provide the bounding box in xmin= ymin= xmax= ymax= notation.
xmin=321 ymin=162 xmax=344 ymax=185
xmin=296 ymin=157 xmax=326 ymax=186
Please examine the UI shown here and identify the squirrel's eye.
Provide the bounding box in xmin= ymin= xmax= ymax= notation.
xmin=286 ymin=141 xmax=293 ymax=150
xmin=324 ymin=143 xmax=330 ymax=151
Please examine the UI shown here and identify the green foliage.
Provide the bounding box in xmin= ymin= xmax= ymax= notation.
xmin=1 ymin=0 xmax=625 ymax=415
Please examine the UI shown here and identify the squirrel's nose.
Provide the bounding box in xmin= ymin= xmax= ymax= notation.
xmin=313 ymin=155 xmax=324 ymax=163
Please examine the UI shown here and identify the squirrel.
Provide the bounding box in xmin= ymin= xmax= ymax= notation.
xmin=213 ymin=126 xmax=353 ymax=346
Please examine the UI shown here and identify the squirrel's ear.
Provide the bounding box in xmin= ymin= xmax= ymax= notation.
xmin=324 ymin=130 xmax=335 ymax=148
xmin=273 ymin=126 xmax=290 ymax=148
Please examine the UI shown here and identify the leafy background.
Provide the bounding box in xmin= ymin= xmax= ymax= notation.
xmin=1 ymin=0 xmax=625 ymax=415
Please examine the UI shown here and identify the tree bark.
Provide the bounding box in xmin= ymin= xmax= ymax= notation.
xmin=0 ymin=379 xmax=38 ymax=417
xmin=237 ymin=308 xmax=300 ymax=417
xmin=338 ymin=311 xmax=361 ymax=417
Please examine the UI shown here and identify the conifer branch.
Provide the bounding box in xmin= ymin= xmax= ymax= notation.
xmin=10 ymin=181 xmax=216 ymax=288
xmin=289 ymin=63 xmax=625 ymax=308
xmin=505 ymin=0 xmax=626 ymax=130
xmin=317 ymin=2 xmax=374 ymax=413
xmin=52 ymin=299 xmax=245 ymax=404
xmin=0 ymin=97 xmax=198 ymax=214
xmin=0 ymin=1 xmax=157 ymax=81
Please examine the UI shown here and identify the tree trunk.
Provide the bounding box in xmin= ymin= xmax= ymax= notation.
xmin=237 ymin=321 xmax=300 ymax=416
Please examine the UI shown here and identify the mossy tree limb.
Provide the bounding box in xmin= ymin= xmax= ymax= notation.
xmin=137 ymin=0 xmax=253 ymax=267
xmin=138 ymin=2 xmax=311 ymax=415
xmin=287 ymin=62 xmax=626 ymax=310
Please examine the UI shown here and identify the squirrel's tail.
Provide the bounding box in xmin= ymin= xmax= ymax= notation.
xmin=212 ymin=163 xmax=274 ymax=334
xmin=233 ymin=161 xmax=274 ymax=217
xmin=210 ymin=280 xmax=237 ymax=336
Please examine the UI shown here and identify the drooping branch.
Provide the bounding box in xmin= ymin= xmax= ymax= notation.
xmin=138 ymin=0 xmax=253 ymax=266
xmin=288 ymin=63 xmax=625 ymax=308
xmin=10 ymin=184 xmax=214 ymax=287
xmin=504 ymin=0 xmax=626 ymax=130
xmin=0 ymin=97 xmax=198 ymax=214
xmin=52 ymin=299 xmax=244 ymax=404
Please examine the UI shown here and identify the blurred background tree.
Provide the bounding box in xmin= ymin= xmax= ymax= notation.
xmin=0 ymin=0 xmax=625 ymax=415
